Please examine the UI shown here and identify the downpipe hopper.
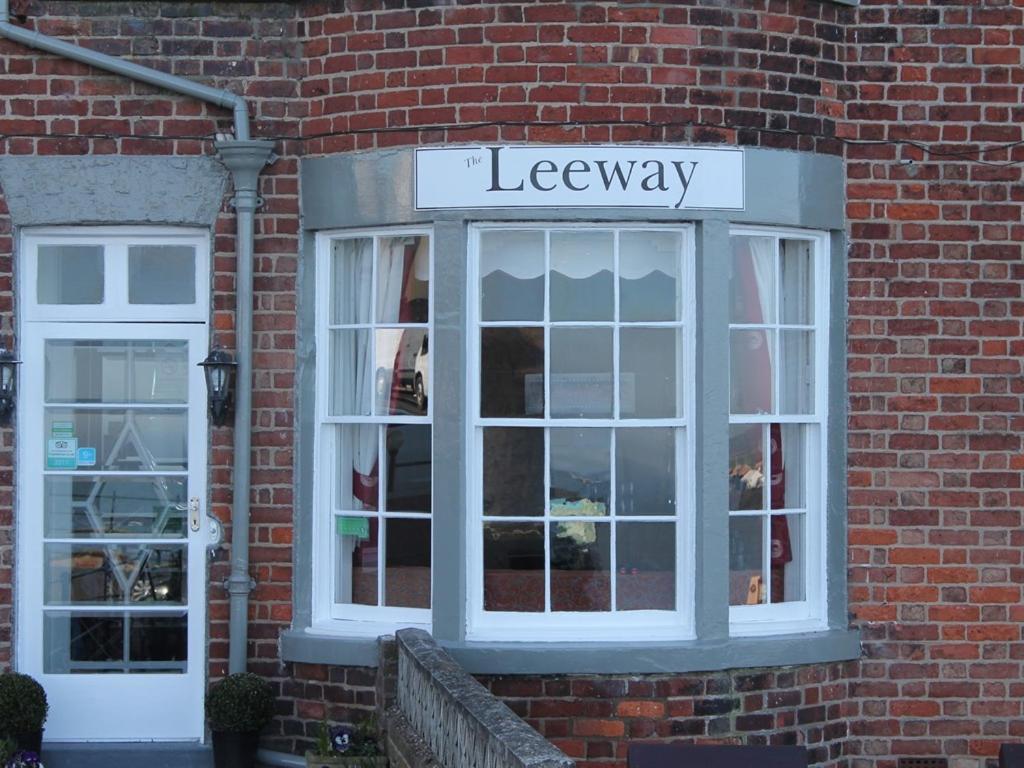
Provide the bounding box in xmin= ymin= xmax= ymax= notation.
xmin=216 ymin=140 xmax=276 ymax=211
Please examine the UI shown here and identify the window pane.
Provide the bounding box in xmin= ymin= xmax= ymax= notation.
xmin=38 ymin=245 xmax=104 ymax=305
xmin=771 ymin=424 xmax=807 ymax=511
xmin=730 ymin=329 xmax=773 ymax=414
xmin=45 ymin=544 xmax=186 ymax=605
xmin=45 ymin=340 xmax=189 ymax=405
xmin=729 ymin=424 xmax=764 ymax=512
xmin=384 ymin=425 xmax=430 ymax=514
xmin=128 ymin=246 xmax=195 ymax=305
xmin=130 ymin=615 xmax=187 ymax=668
xmin=620 ymin=327 xmax=679 ymax=419
xmin=770 ymin=514 xmax=805 ymax=604
xmin=729 ymin=516 xmax=765 ymax=606
xmin=484 ymin=523 xmax=544 ymax=612
xmin=331 ymin=238 xmax=373 ymax=325
xmin=336 ymin=516 xmax=378 ymax=606
xmin=781 ymin=239 xmax=814 ymax=324
xmin=730 ymin=236 xmax=775 ymax=324
xmin=619 ymin=230 xmax=679 ymax=322
xmin=384 ymin=518 xmax=430 ymax=609
xmin=550 ymin=327 xmax=612 ymax=418
xmin=378 ymin=235 xmax=429 ymax=324
xmin=616 ymin=522 xmax=675 ymax=610
xmin=483 ymin=428 xmax=544 ymax=517
xmin=44 ymin=476 xmax=187 ymax=539
xmin=551 ymin=521 xmax=610 ymax=611
xmin=616 ymin=428 xmax=675 ymax=517
xmin=550 ymin=231 xmax=613 ymax=321
xmin=481 ymin=230 xmax=544 ymax=321
xmin=44 ymin=613 xmax=123 ymax=673
xmin=336 ymin=425 xmax=379 ymax=512
xmin=550 ymin=428 xmax=610 ymax=517
xmin=375 ymin=329 xmax=428 ymax=416
xmin=330 ymin=329 xmax=373 ymax=416
xmin=44 ymin=409 xmax=187 ymax=472
xmin=480 ymin=327 xmax=544 ymax=418
xmin=780 ymin=330 xmax=814 ymax=415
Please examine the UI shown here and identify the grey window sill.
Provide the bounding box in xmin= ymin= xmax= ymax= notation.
xmin=281 ymin=627 xmax=861 ymax=674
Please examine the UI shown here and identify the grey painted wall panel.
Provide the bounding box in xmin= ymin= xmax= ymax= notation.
xmin=0 ymin=156 xmax=227 ymax=227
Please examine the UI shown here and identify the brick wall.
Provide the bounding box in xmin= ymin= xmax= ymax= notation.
xmin=0 ymin=1 xmax=1022 ymax=767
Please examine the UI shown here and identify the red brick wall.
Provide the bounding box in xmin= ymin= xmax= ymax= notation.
xmin=0 ymin=1 xmax=1022 ymax=766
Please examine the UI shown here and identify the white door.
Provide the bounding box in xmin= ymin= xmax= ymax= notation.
xmin=18 ymin=322 xmax=209 ymax=741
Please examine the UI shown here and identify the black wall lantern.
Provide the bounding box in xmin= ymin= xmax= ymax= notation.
xmin=199 ymin=348 xmax=237 ymax=427
xmin=0 ymin=346 xmax=20 ymax=425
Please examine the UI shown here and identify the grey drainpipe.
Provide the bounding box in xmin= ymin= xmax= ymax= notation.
xmin=0 ymin=2 xmax=274 ymax=676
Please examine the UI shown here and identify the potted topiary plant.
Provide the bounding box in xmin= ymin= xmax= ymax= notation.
xmin=305 ymin=716 xmax=387 ymax=768
xmin=205 ymin=672 xmax=275 ymax=768
xmin=0 ymin=672 xmax=48 ymax=754
xmin=0 ymin=736 xmax=44 ymax=768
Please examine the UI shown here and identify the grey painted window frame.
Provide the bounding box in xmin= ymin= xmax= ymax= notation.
xmin=285 ymin=146 xmax=859 ymax=674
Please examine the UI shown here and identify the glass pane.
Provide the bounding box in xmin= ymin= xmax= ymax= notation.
xmin=730 ymin=235 xmax=775 ymax=324
xmin=729 ymin=516 xmax=765 ymax=606
xmin=331 ymin=238 xmax=373 ymax=325
xmin=378 ymin=235 xmax=429 ymax=324
xmin=130 ymin=615 xmax=187 ymax=668
xmin=483 ymin=523 xmax=544 ymax=612
xmin=550 ymin=231 xmax=613 ymax=321
xmin=781 ymin=239 xmax=814 ymax=324
xmin=384 ymin=518 xmax=430 ymax=608
xmin=45 ymin=544 xmax=186 ymax=605
xmin=550 ymin=428 xmax=610 ymax=516
xmin=128 ymin=246 xmax=196 ymax=305
xmin=730 ymin=329 xmax=773 ymax=414
xmin=45 ymin=340 xmax=189 ymax=404
xmin=551 ymin=521 xmax=610 ymax=611
xmin=616 ymin=522 xmax=675 ymax=610
xmin=616 ymin=428 xmax=675 ymax=516
xmin=483 ymin=428 xmax=543 ymax=517
xmin=729 ymin=424 xmax=764 ymax=512
xmin=45 ymin=476 xmax=187 ymax=538
xmin=620 ymin=327 xmax=679 ymax=419
xmin=481 ymin=230 xmax=544 ymax=321
xmin=336 ymin=515 xmax=378 ymax=606
xmin=336 ymin=425 xmax=379 ymax=512
xmin=330 ymin=329 xmax=372 ymax=416
xmin=481 ymin=327 xmax=544 ymax=418
xmin=44 ymin=409 xmax=187 ymax=472
xmin=619 ymin=230 xmax=679 ymax=322
xmin=771 ymin=424 xmax=807 ymax=511
xmin=770 ymin=514 xmax=805 ymax=604
xmin=384 ymin=425 xmax=430 ymax=513
xmin=376 ymin=329 xmax=428 ymax=416
xmin=780 ymin=331 xmax=814 ymax=414
xmin=550 ymin=327 xmax=612 ymax=418
xmin=38 ymin=245 xmax=104 ymax=305
xmin=44 ymin=613 xmax=122 ymax=673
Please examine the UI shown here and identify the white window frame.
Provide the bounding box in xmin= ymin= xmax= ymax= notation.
xmin=465 ymin=222 xmax=697 ymax=642
xmin=728 ymin=226 xmax=830 ymax=636
xmin=312 ymin=228 xmax=434 ymax=632
xmin=21 ymin=227 xmax=209 ymax=324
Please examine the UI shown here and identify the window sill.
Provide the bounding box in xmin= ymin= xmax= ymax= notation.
xmin=282 ymin=626 xmax=861 ymax=674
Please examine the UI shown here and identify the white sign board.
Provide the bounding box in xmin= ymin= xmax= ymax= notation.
xmin=415 ymin=145 xmax=744 ymax=211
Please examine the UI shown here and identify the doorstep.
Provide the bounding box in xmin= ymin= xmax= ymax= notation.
xmin=42 ymin=743 xmax=214 ymax=768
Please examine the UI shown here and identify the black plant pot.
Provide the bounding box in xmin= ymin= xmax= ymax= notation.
xmin=212 ymin=729 xmax=260 ymax=768
xmin=15 ymin=729 xmax=43 ymax=755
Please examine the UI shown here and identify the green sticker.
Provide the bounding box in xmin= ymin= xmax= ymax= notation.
xmin=337 ymin=516 xmax=370 ymax=540
xmin=51 ymin=421 xmax=75 ymax=438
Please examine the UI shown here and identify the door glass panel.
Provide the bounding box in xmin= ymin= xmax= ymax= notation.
xmin=37 ymin=245 xmax=104 ymax=305
xmin=44 ymin=409 xmax=187 ymax=472
xmin=44 ymin=544 xmax=187 ymax=605
xmin=128 ymin=246 xmax=196 ymax=305
xmin=45 ymin=341 xmax=189 ymax=404
xmin=44 ymin=612 xmax=187 ymax=674
xmin=44 ymin=476 xmax=187 ymax=538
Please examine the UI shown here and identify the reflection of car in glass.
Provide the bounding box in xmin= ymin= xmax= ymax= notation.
xmin=395 ymin=330 xmax=429 ymax=413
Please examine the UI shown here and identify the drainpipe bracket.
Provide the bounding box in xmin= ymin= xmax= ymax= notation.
xmin=223 ymin=575 xmax=256 ymax=595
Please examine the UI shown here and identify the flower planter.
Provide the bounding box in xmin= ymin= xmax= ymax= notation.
xmin=212 ymin=729 xmax=261 ymax=768
xmin=304 ymin=752 xmax=388 ymax=768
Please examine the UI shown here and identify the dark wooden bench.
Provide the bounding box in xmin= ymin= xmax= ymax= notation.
xmin=1001 ymin=744 xmax=1024 ymax=768
xmin=627 ymin=744 xmax=809 ymax=768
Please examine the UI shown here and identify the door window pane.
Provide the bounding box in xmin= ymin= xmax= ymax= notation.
xmin=44 ymin=476 xmax=187 ymax=539
xmin=38 ymin=245 xmax=104 ymax=305
xmin=45 ymin=544 xmax=186 ymax=605
xmin=44 ymin=409 xmax=188 ymax=472
xmin=128 ymin=246 xmax=196 ymax=305
xmin=45 ymin=340 xmax=188 ymax=405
